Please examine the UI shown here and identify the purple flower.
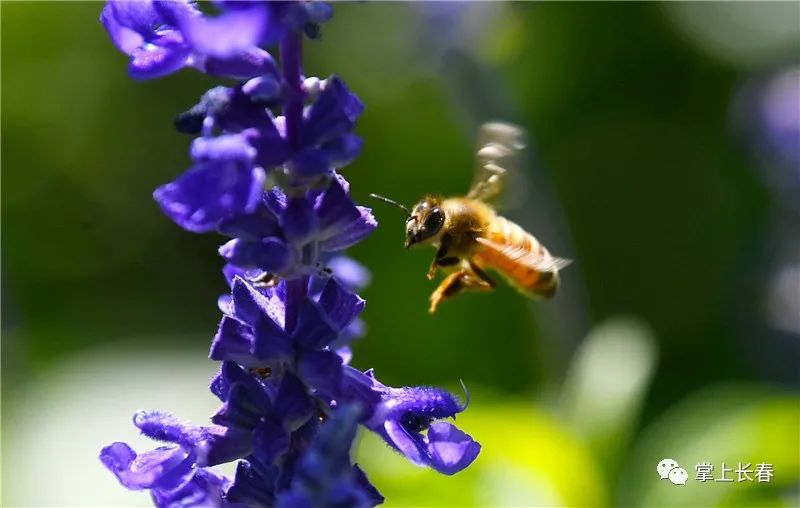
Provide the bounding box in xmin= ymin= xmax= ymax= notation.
xmin=210 ymin=275 xmax=362 ymax=377
xmin=290 ymin=77 xmax=365 ymax=176
xmin=175 ymin=86 xmax=286 ymax=138
xmin=344 ymin=369 xmax=481 ymax=475
xmin=100 ymin=0 xmax=197 ymax=79
xmin=154 ymin=132 xmax=266 ymax=233
xmin=151 ymin=469 xmax=229 ymax=508
xmin=734 ymin=66 xmax=800 ymax=195
xmin=218 ymin=1 xmax=334 ymax=45
xmin=327 ymin=255 xmax=371 ymax=290
xmin=100 ymin=442 xmax=196 ymax=492
xmin=210 ymin=275 xmax=478 ymax=474
xmin=100 ymin=439 xmax=230 ymax=507
xmin=160 ymin=79 xmax=367 ymax=237
xmin=217 ymin=177 xmax=377 ymax=278
xmin=101 ymin=0 xmax=278 ymax=80
xmin=180 ymin=4 xmax=270 ymax=59
xmin=100 ymin=1 xmax=480 ymax=505
xmin=277 ymin=405 xmax=384 ymax=508
xmin=175 ymin=76 xmax=364 ymax=177
xmin=209 ymin=362 xmax=316 ymax=463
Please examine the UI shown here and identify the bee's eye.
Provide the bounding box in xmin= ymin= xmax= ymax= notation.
xmin=424 ymin=208 xmax=445 ymax=233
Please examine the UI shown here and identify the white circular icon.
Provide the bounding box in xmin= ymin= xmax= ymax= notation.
xmin=668 ymin=467 xmax=689 ymax=485
xmin=657 ymin=458 xmax=679 ymax=480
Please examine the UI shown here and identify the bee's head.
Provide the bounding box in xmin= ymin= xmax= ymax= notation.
xmin=368 ymin=193 xmax=445 ymax=249
xmin=404 ymin=196 xmax=445 ymax=249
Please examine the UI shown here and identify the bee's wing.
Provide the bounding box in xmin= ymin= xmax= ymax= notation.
xmin=466 ymin=122 xmax=527 ymax=205
xmin=476 ymin=237 xmax=572 ymax=272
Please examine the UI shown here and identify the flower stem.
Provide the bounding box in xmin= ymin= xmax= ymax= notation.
xmin=280 ymin=31 xmax=307 ymax=324
xmin=284 ymin=275 xmax=308 ymax=334
xmin=281 ymin=32 xmax=304 ymax=152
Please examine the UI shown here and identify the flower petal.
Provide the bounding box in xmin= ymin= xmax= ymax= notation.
xmin=289 ymin=147 xmax=331 ymax=177
xmin=336 ymin=346 xmax=353 ymax=365
xmin=131 ymin=410 xmax=251 ymax=467
xmin=230 ymin=276 xmax=275 ymax=325
xmin=315 ymin=178 xmax=362 ymax=238
xmin=340 ymin=318 xmax=366 ymax=345
xmin=340 ymin=367 xmax=382 ymax=420
xmin=384 ymin=418 xmax=426 ymax=465
xmin=226 ymin=458 xmax=278 ymax=507
xmin=210 ymin=315 xmax=255 ymax=365
xmin=219 ymin=237 xmax=294 ymax=273
xmin=358 ymin=377 xmax=478 ymax=474
xmin=212 ymin=382 xmax=268 ymax=430
xmin=133 ymin=410 xmax=205 ymax=446
xmin=150 ymin=468 xmax=229 ymax=508
xmin=218 ymin=294 xmax=234 ymax=316
xmin=210 ymin=361 xmax=273 ymax=408
xmin=425 ymin=421 xmax=481 ymax=475
xmin=152 ymin=0 xmax=201 ymax=27
xmin=321 ymin=206 xmax=377 ymax=252
xmin=322 ymin=133 xmax=363 ymax=168
xmin=191 ymin=132 xmax=257 ymax=163
xmin=154 ymin=159 xmax=266 ymax=233
xmin=100 ymin=2 xmax=148 ymax=54
xmin=276 ymin=405 xmax=380 ymax=508
xmin=353 ymin=464 xmax=385 ymax=507
xmin=176 ymin=86 xmax=288 ymax=142
xmin=274 ymin=372 xmax=315 ymax=432
xmin=181 ymin=5 xmax=269 ymax=58
xmin=317 ymin=276 xmax=364 ymax=332
xmin=326 ymin=256 xmax=371 ymax=290
xmin=252 ymin=319 xmax=295 ymax=363
xmin=243 ymin=75 xmax=282 ymax=101
xmin=204 ymin=48 xmax=278 ymax=80
xmin=217 ymin=203 xmax=281 ymax=240
xmin=301 ymin=76 xmax=364 ymax=146
xmin=292 ymin=297 xmax=338 ymax=351
xmin=305 ymin=2 xmax=333 ymax=24
xmin=281 ymin=197 xmax=319 ymax=245
xmin=298 ymin=350 xmax=342 ymax=399
xmin=227 ymin=278 xmax=294 ymax=361
xmin=202 ymin=426 xmax=254 ymax=466
xmin=252 ymin=419 xmax=292 ymax=466
xmin=100 ymin=442 xmax=194 ymax=491
xmin=128 ymin=31 xmax=192 ymax=80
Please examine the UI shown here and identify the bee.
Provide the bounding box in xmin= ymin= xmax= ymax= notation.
xmin=371 ymin=122 xmax=571 ymax=313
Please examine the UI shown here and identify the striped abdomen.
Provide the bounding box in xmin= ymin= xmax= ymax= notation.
xmin=472 ymin=215 xmax=560 ymax=298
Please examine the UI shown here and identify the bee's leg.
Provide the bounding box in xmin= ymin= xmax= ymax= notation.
xmin=426 ymin=262 xmax=438 ymax=280
xmin=429 ymin=270 xmax=467 ymax=313
xmin=428 ymin=234 xmax=456 ymax=280
xmin=428 ymin=256 xmax=460 ymax=279
xmin=429 ymin=266 xmax=494 ymax=313
xmin=468 ymin=260 xmax=496 ymax=289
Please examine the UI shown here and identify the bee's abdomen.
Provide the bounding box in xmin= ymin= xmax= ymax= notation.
xmin=475 ymin=216 xmax=559 ymax=298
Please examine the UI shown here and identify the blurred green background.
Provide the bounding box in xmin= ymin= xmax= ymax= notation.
xmin=2 ymin=2 xmax=798 ymax=507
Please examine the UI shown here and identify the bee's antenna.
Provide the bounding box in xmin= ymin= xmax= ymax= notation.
xmin=369 ymin=193 xmax=411 ymax=217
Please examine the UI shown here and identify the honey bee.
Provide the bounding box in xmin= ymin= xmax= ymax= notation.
xmin=371 ymin=122 xmax=571 ymax=313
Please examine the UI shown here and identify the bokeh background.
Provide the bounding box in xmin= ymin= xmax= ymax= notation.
xmin=2 ymin=2 xmax=799 ymax=507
